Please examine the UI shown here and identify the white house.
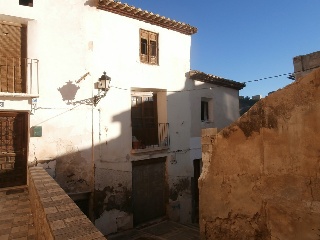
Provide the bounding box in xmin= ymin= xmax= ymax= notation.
xmin=0 ymin=0 xmax=245 ymax=235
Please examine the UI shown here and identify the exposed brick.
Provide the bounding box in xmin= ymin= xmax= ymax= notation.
xmin=28 ymin=167 xmax=103 ymax=239
xmin=44 ymin=207 xmax=58 ymax=214
xmin=49 ymin=220 xmax=66 ymax=230
xmin=0 ymin=223 xmax=11 ymax=231
xmin=0 ymin=234 xmax=9 ymax=240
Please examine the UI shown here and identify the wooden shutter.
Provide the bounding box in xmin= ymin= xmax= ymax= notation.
xmin=140 ymin=29 xmax=148 ymax=63
xmin=131 ymin=94 xmax=158 ymax=147
xmin=139 ymin=29 xmax=159 ymax=65
xmin=149 ymin=32 xmax=158 ymax=65
xmin=0 ymin=22 xmax=22 ymax=59
xmin=0 ymin=22 xmax=25 ymax=93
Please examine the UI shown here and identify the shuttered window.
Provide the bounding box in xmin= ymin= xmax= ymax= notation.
xmin=19 ymin=0 xmax=33 ymax=7
xmin=131 ymin=94 xmax=158 ymax=146
xmin=0 ymin=22 xmax=27 ymax=93
xmin=140 ymin=29 xmax=158 ymax=65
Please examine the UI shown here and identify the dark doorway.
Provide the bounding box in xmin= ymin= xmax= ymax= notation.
xmin=132 ymin=157 xmax=166 ymax=226
xmin=69 ymin=192 xmax=91 ymax=218
xmin=74 ymin=199 xmax=89 ymax=218
xmin=0 ymin=112 xmax=28 ymax=188
xmin=192 ymin=159 xmax=201 ymax=223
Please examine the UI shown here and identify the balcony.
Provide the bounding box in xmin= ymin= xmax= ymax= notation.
xmin=132 ymin=122 xmax=170 ymax=153
xmin=0 ymin=56 xmax=39 ymax=96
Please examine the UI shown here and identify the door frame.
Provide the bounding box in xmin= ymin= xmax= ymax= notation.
xmin=132 ymin=157 xmax=167 ymax=226
xmin=0 ymin=111 xmax=29 ymax=188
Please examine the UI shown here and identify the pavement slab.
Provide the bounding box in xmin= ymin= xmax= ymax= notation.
xmin=107 ymin=221 xmax=199 ymax=240
xmin=0 ymin=187 xmax=35 ymax=240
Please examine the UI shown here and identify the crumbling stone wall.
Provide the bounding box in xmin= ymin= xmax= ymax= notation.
xmin=294 ymin=51 xmax=320 ymax=80
xmin=199 ymin=69 xmax=320 ymax=239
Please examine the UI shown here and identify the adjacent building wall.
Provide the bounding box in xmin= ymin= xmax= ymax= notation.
xmin=293 ymin=50 xmax=320 ymax=80
xmin=200 ymin=69 xmax=320 ymax=239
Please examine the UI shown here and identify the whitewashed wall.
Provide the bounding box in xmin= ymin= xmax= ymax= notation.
xmin=0 ymin=0 xmax=241 ymax=235
xmin=0 ymin=0 xmax=194 ymax=235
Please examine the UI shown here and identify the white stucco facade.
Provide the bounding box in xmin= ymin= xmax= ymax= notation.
xmin=0 ymin=0 xmax=243 ymax=235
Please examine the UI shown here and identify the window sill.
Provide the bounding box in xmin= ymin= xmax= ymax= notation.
xmin=0 ymin=92 xmax=39 ymax=98
xmin=201 ymin=120 xmax=214 ymax=124
xmin=201 ymin=121 xmax=214 ymax=129
xmin=131 ymin=146 xmax=169 ymax=154
xmin=140 ymin=62 xmax=159 ymax=66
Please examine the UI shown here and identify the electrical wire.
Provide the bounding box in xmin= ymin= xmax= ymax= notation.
xmin=109 ymin=65 xmax=320 ymax=93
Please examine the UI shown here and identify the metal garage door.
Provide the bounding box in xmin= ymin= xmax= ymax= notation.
xmin=0 ymin=112 xmax=28 ymax=188
xmin=132 ymin=157 xmax=166 ymax=226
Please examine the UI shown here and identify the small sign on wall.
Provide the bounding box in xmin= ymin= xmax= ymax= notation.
xmin=31 ymin=126 xmax=42 ymax=137
xmin=0 ymin=102 xmax=4 ymax=107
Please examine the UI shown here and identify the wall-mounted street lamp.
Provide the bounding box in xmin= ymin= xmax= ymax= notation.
xmin=94 ymin=71 xmax=111 ymax=106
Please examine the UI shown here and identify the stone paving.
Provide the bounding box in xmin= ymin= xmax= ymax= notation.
xmin=0 ymin=184 xmax=199 ymax=240
xmin=107 ymin=221 xmax=199 ymax=240
xmin=0 ymin=187 xmax=35 ymax=240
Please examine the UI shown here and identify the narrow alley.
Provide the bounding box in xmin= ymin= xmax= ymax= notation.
xmin=107 ymin=220 xmax=199 ymax=240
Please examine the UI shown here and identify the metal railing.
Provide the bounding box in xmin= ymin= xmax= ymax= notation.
xmin=158 ymin=122 xmax=170 ymax=147
xmin=0 ymin=56 xmax=39 ymax=95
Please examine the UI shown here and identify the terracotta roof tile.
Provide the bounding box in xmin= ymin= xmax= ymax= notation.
xmin=97 ymin=0 xmax=197 ymax=35
xmin=189 ymin=70 xmax=246 ymax=90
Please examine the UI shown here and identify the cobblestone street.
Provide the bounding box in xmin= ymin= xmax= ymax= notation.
xmin=0 ymin=185 xmax=199 ymax=240
xmin=0 ymin=187 xmax=35 ymax=240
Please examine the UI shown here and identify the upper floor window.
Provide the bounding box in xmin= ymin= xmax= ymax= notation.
xmin=140 ymin=29 xmax=158 ymax=65
xmin=201 ymin=97 xmax=213 ymax=122
xmin=19 ymin=0 xmax=33 ymax=7
xmin=201 ymin=100 xmax=209 ymax=121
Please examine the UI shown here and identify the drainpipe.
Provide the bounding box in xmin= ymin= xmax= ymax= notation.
xmin=89 ymin=79 xmax=95 ymax=223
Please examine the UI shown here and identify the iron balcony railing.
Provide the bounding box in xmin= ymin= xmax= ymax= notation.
xmin=132 ymin=123 xmax=170 ymax=150
xmin=158 ymin=122 xmax=170 ymax=147
xmin=0 ymin=56 xmax=39 ymax=95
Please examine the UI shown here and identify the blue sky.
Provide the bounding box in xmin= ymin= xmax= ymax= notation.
xmin=123 ymin=0 xmax=320 ymax=97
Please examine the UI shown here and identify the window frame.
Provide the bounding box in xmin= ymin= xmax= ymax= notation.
xmin=139 ymin=29 xmax=159 ymax=65
xmin=201 ymin=101 xmax=209 ymax=122
xmin=19 ymin=0 xmax=33 ymax=7
xmin=201 ymin=97 xmax=213 ymax=122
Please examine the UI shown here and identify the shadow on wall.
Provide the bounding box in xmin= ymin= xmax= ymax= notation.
xmin=84 ymin=0 xmax=99 ymax=7
xmin=29 ymin=70 xmax=242 ymax=235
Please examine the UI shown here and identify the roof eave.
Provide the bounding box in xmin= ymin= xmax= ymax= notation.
xmin=189 ymin=70 xmax=246 ymax=90
xmin=97 ymin=0 xmax=197 ymax=35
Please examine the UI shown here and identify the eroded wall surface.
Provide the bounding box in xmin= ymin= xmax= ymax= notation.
xmin=294 ymin=51 xmax=320 ymax=80
xmin=200 ymin=69 xmax=320 ymax=239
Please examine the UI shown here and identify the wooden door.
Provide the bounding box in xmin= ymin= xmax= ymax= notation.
xmin=0 ymin=112 xmax=28 ymax=188
xmin=132 ymin=157 xmax=166 ymax=226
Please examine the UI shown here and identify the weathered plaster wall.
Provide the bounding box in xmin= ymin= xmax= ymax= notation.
xmin=0 ymin=0 xmax=38 ymax=22
xmin=190 ymin=80 xmax=240 ymax=137
xmin=294 ymin=51 xmax=320 ymax=80
xmin=200 ymin=69 xmax=320 ymax=239
xmin=0 ymin=0 xmax=240 ymax=235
